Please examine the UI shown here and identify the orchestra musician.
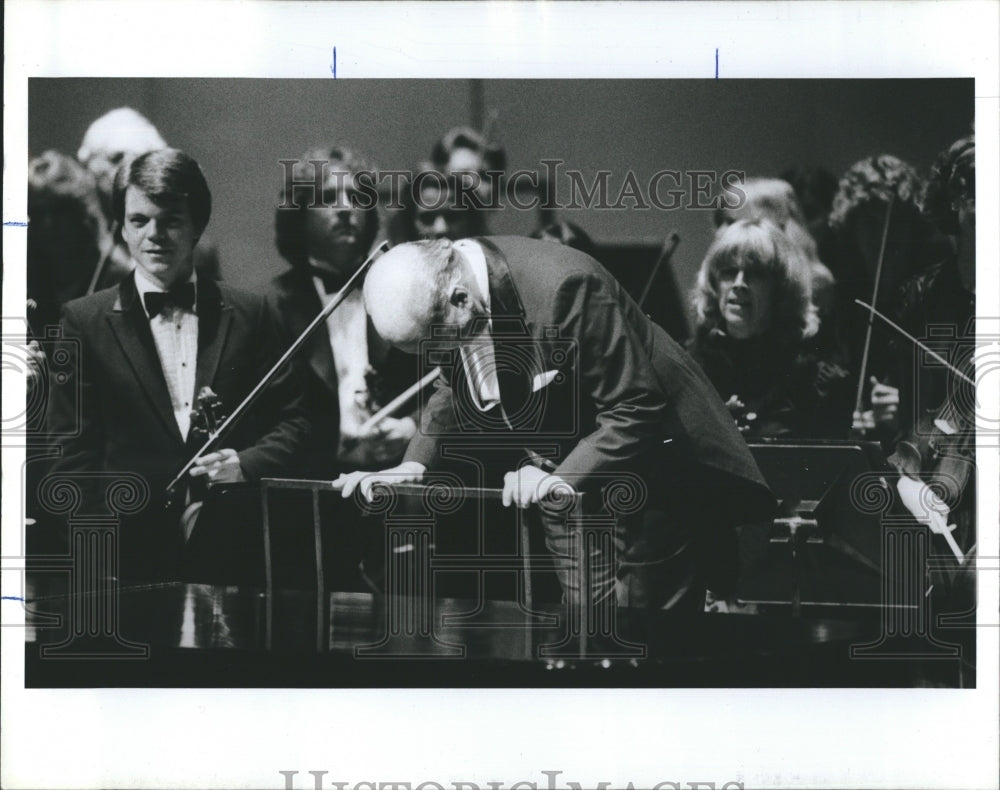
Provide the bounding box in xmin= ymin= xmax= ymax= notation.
xmin=42 ymin=148 xmax=309 ymax=582
xmin=824 ymin=154 xmax=951 ymax=445
xmin=269 ymin=146 xmax=421 ymax=590
xmin=713 ymin=177 xmax=836 ymax=317
xmin=888 ymin=134 xmax=977 ymax=576
xmin=780 ymin=165 xmax=840 ymax=258
xmin=389 ymin=126 xmax=506 ymax=244
xmin=27 ymin=151 xmax=107 ymax=338
xmin=421 ymin=126 xmax=505 ymax=240
xmin=271 ymin=145 xmax=419 ymax=475
xmin=688 ymin=218 xmax=853 ymax=439
xmin=334 ymin=237 xmax=776 ymax=610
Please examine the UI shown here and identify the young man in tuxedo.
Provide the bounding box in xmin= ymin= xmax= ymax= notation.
xmin=42 ymin=148 xmax=309 ymax=582
xmin=77 ymin=107 xmax=221 ymax=290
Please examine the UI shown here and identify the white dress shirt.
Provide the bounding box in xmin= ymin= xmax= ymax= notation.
xmin=134 ymin=266 xmax=198 ymax=440
xmin=311 ymin=268 xmax=375 ymax=464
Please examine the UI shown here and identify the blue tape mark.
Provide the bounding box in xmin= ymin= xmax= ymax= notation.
xmin=2 ymin=596 xmax=25 ymax=602
xmin=715 ymin=48 xmax=719 ymax=79
xmin=331 ymin=46 xmax=337 ymax=78
xmin=4 ymin=221 xmax=28 ymax=227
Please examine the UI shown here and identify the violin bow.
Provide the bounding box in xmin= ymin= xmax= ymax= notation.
xmin=853 ymin=299 xmax=975 ymax=387
xmin=853 ymin=194 xmax=895 ymax=417
xmin=165 ymin=241 xmax=390 ymax=497
xmin=86 ymin=221 xmax=119 ymax=295
xmin=355 ymin=367 xmax=441 ymax=436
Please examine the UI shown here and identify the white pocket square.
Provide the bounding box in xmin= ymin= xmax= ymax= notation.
xmin=532 ymin=369 xmax=560 ymax=392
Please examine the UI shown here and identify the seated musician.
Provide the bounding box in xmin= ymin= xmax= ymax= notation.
xmin=780 ymin=165 xmax=840 ymax=260
xmin=388 ymin=126 xmax=505 ymax=244
xmin=389 ymin=167 xmax=492 ymax=244
xmin=824 ymin=154 xmax=951 ymax=444
xmin=24 ymin=151 xmax=109 ymax=545
xmin=269 ymin=145 xmax=421 ymax=589
xmin=714 ymin=176 xmax=836 ymax=317
xmin=27 ymin=151 xmax=108 ymax=339
xmin=689 ymin=218 xmax=853 ymax=439
xmin=41 ymin=148 xmax=309 ymax=582
xmin=334 ymin=237 xmax=776 ymax=610
xmin=428 ymin=125 xmax=505 ymax=238
xmin=889 ymin=134 xmax=976 ymax=574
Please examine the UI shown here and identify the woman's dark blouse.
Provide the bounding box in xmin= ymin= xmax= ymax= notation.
xmin=688 ymin=329 xmax=854 ymax=440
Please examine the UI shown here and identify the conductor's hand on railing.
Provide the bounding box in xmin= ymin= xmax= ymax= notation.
xmin=502 ymin=465 xmax=574 ymax=509
xmin=332 ymin=461 xmax=426 ymax=502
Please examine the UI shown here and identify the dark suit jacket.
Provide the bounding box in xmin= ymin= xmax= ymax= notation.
xmin=44 ymin=273 xmax=310 ymax=580
xmin=268 ymin=266 xmax=422 ymax=478
xmin=404 ymin=236 xmax=775 ymax=527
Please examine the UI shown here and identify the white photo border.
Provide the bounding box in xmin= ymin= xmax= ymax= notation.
xmin=3 ymin=2 xmax=998 ymax=789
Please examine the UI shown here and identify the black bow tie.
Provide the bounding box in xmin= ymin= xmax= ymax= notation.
xmin=144 ymin=283 xmax=196 ymax=318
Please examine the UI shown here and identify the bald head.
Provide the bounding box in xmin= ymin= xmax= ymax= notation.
xmin=78 ymin=108 xmax=168 ymax=211
xmin=364 ymin=239 xmax=484 ymax=353
xmin=78 ymin=108 xmax=166 ymax=163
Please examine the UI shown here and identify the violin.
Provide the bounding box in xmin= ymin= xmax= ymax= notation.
xmin=889 ymin=383 xmax=975 ymax=495
xmin=189 ymin=386 xmax=227 ymax=448
xmin=856 ymin=302 xmax=978 ymax=564
xmin=887 ymin=348 xmax=975 ymax=564
xmin=177 ymin=386 xmax=228 ymax=540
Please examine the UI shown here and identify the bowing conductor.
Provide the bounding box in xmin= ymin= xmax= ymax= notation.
xmin=335 ymin=237 xmax=774 ymax=609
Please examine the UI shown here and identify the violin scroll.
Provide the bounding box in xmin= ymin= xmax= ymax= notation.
xmin=189 ymin=386 xmax=227 ymax=442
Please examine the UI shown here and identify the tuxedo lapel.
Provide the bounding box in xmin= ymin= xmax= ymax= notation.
xmin=476 ymin=237 xmax=526 ymax=320
xmin=285 ymin=271 xmax=338 ymax=396
xmin=106 ymin=274 xmax=185 ymax=445
xmin=475 ymin=238 xmax=536 ymax=424
xmin=194 ymin=278 xmax=233 ymax=396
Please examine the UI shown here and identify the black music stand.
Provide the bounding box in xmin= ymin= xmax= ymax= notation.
xmin=739 ymin=439 xmax=889 ymax=613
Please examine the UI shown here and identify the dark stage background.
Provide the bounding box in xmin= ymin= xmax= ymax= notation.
xmin=28 ymin=78 xmax=974 ymax=316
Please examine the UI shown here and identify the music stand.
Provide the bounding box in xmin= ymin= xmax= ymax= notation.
xmin=739 ymin=439 xmax=890 ymax=613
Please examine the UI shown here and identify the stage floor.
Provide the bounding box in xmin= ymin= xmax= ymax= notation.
xmin=20 ymin=574 xmax=975 ymax=688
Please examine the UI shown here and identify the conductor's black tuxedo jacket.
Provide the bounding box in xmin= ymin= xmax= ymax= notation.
xmin=404 ymin=236 xmax=775 ymax=529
